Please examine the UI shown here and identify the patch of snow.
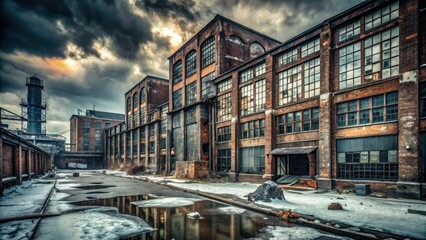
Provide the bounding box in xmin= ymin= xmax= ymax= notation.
xmin=0 ymin=180 xmax=54 ymax=218
xmin=2 ymin=176 xmax=17 ymax=183
xmin=131 ymin=197 xmax=201 ymax=208
xmin=216 ymin=206 xmax=246 ymax=215
xmin=258 ymin=226 xmax=351 ymax=240
xmin=187 ymin=212 xmax=203 ymax=219
xmin=0 ymin=220 xmax=37 ymax=240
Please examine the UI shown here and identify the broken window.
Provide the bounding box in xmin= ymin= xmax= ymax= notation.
xmin=201 ymin=72 xmax=215 ymax=98
xmin=337 ymin=92 xmax=397 ymax=127
xmin=364 ymin=26 xmax=399 ymax=82
xmin=240 ymin=119 xmax=264 ymax=139
xmin=277 ymin=48 xmax=298 ymax=67
xmin=365 ymin=1 xmax=399 ymax=32
xmin=277 ymin=65 xmax=302 ymax=105
xmin=239 ymin=62 xmax=266 ymax=85
xmin=218 ymin=149 xmax=231 ymax=172
xmin=173 ymin=89 xmax=182 ymax=109
xmin=249 ymin=42 xmax=265 ymax=58
xmin=217 ymin=92 xmax=231 ymax=122
xmin=239 ymin=146 xmax=265 ymax=174
xmin=217 ymin=126 xmax=231 ymax=142
xmin=337 ymin=135 xmax=398 ymax=180
xmin=339 ymin=20 xmax=360 ymax=42
xmin=301 ymin=38 xmax=320 ymax=58
xmin=186 ymin=50 xmax=197 ymax=77
xmin=173 ymin=60 xmax=182 ymax=84
xmin=339 ymin=42 xmax=361 ymax=89
xmin=201 ymin=37 xmax=215 ymax=68
xmin=186 ymin=82 xmax=197 ymax=105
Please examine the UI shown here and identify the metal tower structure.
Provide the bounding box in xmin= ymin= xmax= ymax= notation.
xmin=20 ymin=76 xmax=47 ymax=134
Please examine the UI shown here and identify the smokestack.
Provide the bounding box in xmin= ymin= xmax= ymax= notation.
xmin=21 ymin=76 xmax=46 ymax=134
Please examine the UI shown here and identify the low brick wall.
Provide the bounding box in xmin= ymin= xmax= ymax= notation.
xmin=335 ymin=180 xmax=397 ymax=197
xmin=175 ymin=161 xmax=209 ymax=180
xmin=237 ymin=173 xmax=263 ymax=183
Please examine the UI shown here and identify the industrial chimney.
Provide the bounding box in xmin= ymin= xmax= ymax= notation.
xmin=20 ymin=76 xmax=46 ymax=134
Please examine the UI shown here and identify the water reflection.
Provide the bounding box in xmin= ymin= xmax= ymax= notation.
xmin=73 ymin=195 xmax=288 ymax=240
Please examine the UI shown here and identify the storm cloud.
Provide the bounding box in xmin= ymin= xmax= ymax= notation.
xmin=0 ymin=0 xmax=362 ymax=138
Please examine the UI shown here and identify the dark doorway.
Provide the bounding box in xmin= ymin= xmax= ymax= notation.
xmin=275 ymin=154 xmax=309 ymax=177
xmin=420 ymin=132 xmax=426 ymax=183
xmin=289 ymin=154 xmax=309 ymax=176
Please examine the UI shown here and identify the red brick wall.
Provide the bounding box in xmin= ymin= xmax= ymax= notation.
xmin=2 ymin=144 xmax=14 ymax=178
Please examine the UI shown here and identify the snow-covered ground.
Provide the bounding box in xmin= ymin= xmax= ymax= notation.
xmin=110 ymin=173 xmax=426 ymax=239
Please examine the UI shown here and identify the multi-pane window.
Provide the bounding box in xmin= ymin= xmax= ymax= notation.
xmin=149 ymin=141 xmax=155 ymax=153
xmin=217 ymin=93 xmax=231 ymax=122
xmin=240 ymin=69 xmax=253 ymax=84
xmin=241 ymin=119 xmax=265 ymax=139
xmin=201 ymin=37 xmax=215 ymax=68
xmin=201 ymin=72 xmax=215 ymax=97
xmin=133 ymin=110 xmax=139 ymax=127
xmin=140 ymin=88 xmax=145 ymax=104
xmin=186 ymin=107 xmax=196 ymax=124
xmin=301 ymin=38 xmax=320 ymax=58
xmin=240 ymin=84 xmax=253 ymax=115
xmin=149 ymin=124 xmax=155 ymax=136
xmin=186 ymin=82 xmax=197 ymax=105
xmin=218 ymin=149 xmax=231 ymax=172
xmin=304 ymin=58 xmax=320 ymax=98
xmin=337 ymin=135 xmax=398 ymax=181
xmin=105 ymin=123 xmax=110 ymax=129
xmin=160 ymin=120 xmax=167 ymax=134
xmin=186 ymin=51 xmax=197 ymax=77
xmin=277 ymin=48 xmax=298 ymax=67
xmin=127 ymin=97 xmax=131 ymax=112
xmin=365 ymin=1 xmax=399 ymax=32
xmin=218 ymin=79 xmax=232 ymax=93
xmin=278 ymin=108 xmax=319 ymax=134
xmin=133 ymin=92 xmax=138 ymax=109
xmin=217 ymin=126 xmax=231 ymax=142
xmin=277 ymin=65 xmax=302 ymax=105
xmin=140 ymin=126 xmax=145 ymax=140
xmin=148 ymin=112 xmax=155 ymax=122
xmin=95 ymin=122 xmax=101 ymax=129
xmin=255 ymin=63 xmax=266 ymax=76
xmin=364 ymin=26 xmax=399 ymax=81
xmin=240 ymin=62 xmax=266 ymax=85
xmin=421 ymin=83 xmax=426 ymax=117
xmin=127 ymin=113 xmax=131 ymax=129
xmin=339 ymin=21 xmax=361 ymax=42
xmin=173 ymin=60 xmax=182 ymax=84
xmin=83 ymin=120 xmax=90 ymax=151
xmin=337 ymin=92 xmax=398 ymax=127
xmin=339 ymin=42 xmax=361 ymax=89
xmin=140 ymin=107 xmax=145 ymax=124
xmin=140 ymin=143 xmax=146 ymax=153
xmin=239 ymin=146 xmax=265 ymax=174
xmin=254 ymin=80 xmax=266 ymax=112
xmin=173 ymin=89 xmax=182 ymax=109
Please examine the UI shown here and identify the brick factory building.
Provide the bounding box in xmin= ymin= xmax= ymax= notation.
xmin=62 ymin=110 xmax=124 ymax=169
xmin=105 ymin=76 xmax=169 ymax=171
xmin=106 ymin=0 xmax=426 ymax=199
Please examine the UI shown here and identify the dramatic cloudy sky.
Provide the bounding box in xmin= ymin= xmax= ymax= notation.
xmin=0 ymin=0 xmax=362 ymax=139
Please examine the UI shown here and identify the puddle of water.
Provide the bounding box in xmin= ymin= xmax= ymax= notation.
xmin=73 ymin=195 xmax=289 ymax=240
xmin=75 ymin=185 xmax=115 ymax=190
xmin=86 ymin=191 xmax=108 ymax=194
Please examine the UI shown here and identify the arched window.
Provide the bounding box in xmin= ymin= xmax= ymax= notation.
xmin=201 ymin=37 xmax=215 ymax=68
xmin=133 ymin=92 xmax=138 ymax=109
xmin=140 ymin=87 xmax=145 ymax=104
xmin=173 ymin=60 xmax=182 ymax=84
xmin=249 ymin=42 xmax=265 ymax=58
xmin=127 ymin=97 xmax=131 ymax=112
xmin=229 ymin=35 xmax=244 ymax=45
xmin=186 ymin=50 xmax=197 ymax=77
